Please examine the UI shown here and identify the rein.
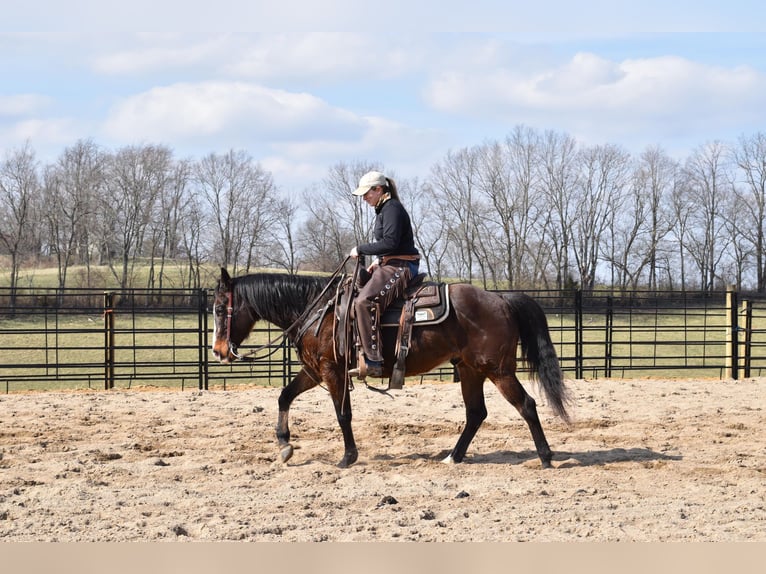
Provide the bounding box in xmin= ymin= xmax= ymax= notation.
xmin=224 ymin=258 xmax=350 ymax=362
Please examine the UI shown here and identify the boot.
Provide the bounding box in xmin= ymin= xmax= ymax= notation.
xmin=348 ymin=359 xmax=383 ymax=380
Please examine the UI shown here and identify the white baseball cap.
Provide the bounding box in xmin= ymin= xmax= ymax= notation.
xmin=352 ymin=171 xmax=387 ymax=196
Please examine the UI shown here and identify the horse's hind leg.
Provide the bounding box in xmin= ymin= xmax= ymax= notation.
xmin=492 ymin=374 xmax=553 ymax=468
xmin=276 ymin=368 xmax=319 ymax=463
xmin=443 ymin=367 xmax=488 ymax=464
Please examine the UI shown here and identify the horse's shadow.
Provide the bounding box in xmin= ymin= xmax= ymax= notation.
xmin=388 ymin=447 xmax=682 ymax=467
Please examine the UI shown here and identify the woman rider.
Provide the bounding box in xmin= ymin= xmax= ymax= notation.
xmin=348 ymin=170 xmax=420 ymax=379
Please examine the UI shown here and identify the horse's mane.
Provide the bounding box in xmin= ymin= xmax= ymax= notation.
xmin=233 ymin=272 xmax=339 ymax=328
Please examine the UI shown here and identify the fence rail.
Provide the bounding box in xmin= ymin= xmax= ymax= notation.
xmin=1 ymin=285 xmax=765 ymax=392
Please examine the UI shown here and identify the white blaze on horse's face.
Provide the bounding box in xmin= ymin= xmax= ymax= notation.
xmin=211 ymin=294 xmax=231 ymax=363
xmin=212 ymin=306 xmax=218 ymax=352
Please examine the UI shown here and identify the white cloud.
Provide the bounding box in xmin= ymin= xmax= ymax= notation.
xmin=423 ymin=51 xmax=766 ymax=145
xmin=0 ymin=94 xmax=53 ymax=116
xmin=0 ymin=118 xmax=79 ymax=157
xmin=102 ymin=81 xmax=365 ymax=143
xmin=89 ymin=33 xmax=426 ymax=84
xmin=223 ymin=34 xmax=423 ymax=81
xmin=91 ymin=35 xmax=232 ymax=75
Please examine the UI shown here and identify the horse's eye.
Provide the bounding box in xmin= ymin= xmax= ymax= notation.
xmin=214 ymin=305 xmax=226 ymax=316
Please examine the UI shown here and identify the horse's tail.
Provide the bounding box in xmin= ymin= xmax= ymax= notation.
xmin=504 ymin=293 xmax=572 ymax=424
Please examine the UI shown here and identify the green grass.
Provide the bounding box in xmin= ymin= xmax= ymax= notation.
xmin=0 ymin=313 xmax=291 ymax=392
xmin=544 ymin=307 xmax=766 ymax=379
xmin=0 ymin=261 xmax=223 ymax=290
xmin=4 ymin=261 xmax=766 ymax=391
xmin=3 ymin=304 xmax=764 ymax=393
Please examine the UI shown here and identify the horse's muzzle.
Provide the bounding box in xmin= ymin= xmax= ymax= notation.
xmin=212 ymin=343 xmax=235 ymax=364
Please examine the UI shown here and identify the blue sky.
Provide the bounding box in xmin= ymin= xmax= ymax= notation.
xmin=2 ymin=1 xmax=766 ymax=193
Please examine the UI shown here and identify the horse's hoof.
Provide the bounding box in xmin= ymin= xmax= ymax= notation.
xmin=541 ymin=459 xmax=553 ymax=469
xmin=441 ymin=454 xmax=456 ymax=464
xmin=337 ymin=451 xmax=358 ymax=468
xmin=280 ymin=444 xmax=294 ymax=463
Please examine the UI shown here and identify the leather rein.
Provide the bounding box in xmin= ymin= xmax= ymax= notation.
xmin=222 ymin=258 xmax=350 ymax=362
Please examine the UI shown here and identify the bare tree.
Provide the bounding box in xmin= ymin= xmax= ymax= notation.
xmin=538 ymin=130 xmax=580 ymax=290
xmin=177 ymin=175 xmax=206 ymax=290
xmin=0 ymin=143 xmax=41 ymax=301
xmin=412 ymin=181 xmax=450 ymax=281
xmin=606 ymin=146 xmax=678 ymax=291
xmin=476 ymin=126 xmax=543 ymax=288
xmin=41 ymin=139 xmax=106 ymax=290
xmin=429 ymin=147 xmax=484 ymax=282
xmin=572 ymin=143 xmax=632 ymax=292
xmin=266 ymin=196 xmax=301 ymax=274
xmin=194 ymin=150 xmax=276 ymax=274
xmin=682 ymin=141 xmax=733 ymax=291
xmin=100 ymin=144 xmax=173 ymax=290
xmin=146 ymin=159 xmax=195 ymax=290
xmin=732 ymin=132 xmax=766 ymax=292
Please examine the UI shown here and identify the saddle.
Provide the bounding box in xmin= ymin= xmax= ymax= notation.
xmin=334 ymin=273 xmax=450 ymax=389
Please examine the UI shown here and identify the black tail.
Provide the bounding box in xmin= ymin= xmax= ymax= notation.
xmin=505 ymin=293 xmax=572 ymax=423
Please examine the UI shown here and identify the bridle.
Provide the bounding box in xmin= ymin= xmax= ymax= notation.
xmin=218 ymin=257 xmax=351 ymax=362
xmin=222 ymin=289 xmax=286 ymax=362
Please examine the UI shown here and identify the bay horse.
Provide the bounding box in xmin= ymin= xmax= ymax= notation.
xmin=211 ymin=267 xmax=571 ymax=468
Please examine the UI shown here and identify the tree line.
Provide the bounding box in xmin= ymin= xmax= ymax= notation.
xmin=2 ymin=125 xmax=766 ymax=295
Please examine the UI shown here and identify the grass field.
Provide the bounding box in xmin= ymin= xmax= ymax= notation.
xmin=2 ymin=304 xmax=764 ymax=393
xmin=2 ymin=262 xmax=765 ymax=391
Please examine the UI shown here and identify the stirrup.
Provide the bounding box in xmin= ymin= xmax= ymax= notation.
xmin=348 ymin=360 xmax=382 ymax=380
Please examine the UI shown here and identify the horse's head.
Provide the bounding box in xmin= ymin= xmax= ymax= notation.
xmin=211 ymin=267 xmax=257 ymax=363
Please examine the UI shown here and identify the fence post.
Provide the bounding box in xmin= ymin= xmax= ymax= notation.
xmin=103 ymin=292 xmax=115 ymax=390
xmin=575 ymin=289 xmax=583 ymax=379
xmin=604 ymin=295 xmax=613 ymax=378
xmin=742 ymin=299 xmax=752 ymax=379
xmin=198 ymin=289 xmax=209 ymax=390
xmin=725 ymin=286 xmax=738 ymax=380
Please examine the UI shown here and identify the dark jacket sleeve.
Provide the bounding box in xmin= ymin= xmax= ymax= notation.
xmin=357 ymin=200 xmax=410 ymax=256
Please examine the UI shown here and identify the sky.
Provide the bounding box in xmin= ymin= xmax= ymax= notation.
xmin=2 ymin=1 xmax=766 ymax=194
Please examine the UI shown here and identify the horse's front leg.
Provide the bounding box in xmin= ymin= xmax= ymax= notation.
xmin=329 ymin=376 xmax=358 ymax=468
xmin=276 ymin=368 xmax=319 ymax=463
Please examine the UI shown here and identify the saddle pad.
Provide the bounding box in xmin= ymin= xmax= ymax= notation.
xmin=381 ymin=282 xmax=450 ymax=327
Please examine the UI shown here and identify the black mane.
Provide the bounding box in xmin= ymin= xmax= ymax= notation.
xmin=233 ymin=272 xmax=339 ymax=330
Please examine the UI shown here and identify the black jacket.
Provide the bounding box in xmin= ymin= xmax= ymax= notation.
xmin=357 ymin=197 xmax=419 ymax=258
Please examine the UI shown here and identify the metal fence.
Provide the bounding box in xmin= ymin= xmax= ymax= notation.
xmin=1 ymin=285 xmax=765 ymax=393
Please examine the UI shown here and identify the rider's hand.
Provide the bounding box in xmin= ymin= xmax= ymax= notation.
xmin=349 ymin=246 xmax=359 ymax=258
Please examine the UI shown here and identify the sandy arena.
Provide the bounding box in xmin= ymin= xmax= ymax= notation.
xmin=0 ymin=376 xmax=764 ymax=542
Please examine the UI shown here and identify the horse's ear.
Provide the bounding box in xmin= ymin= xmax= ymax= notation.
xmin=220 ymin=267 xmax=231 ymax=285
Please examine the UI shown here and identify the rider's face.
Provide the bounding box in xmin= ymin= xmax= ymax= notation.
xmin=363 ymin=185 xmax=384 ymax=207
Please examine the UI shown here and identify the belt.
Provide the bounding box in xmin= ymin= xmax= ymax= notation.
xmin=381 ymin=254 xmax=420 ymax=266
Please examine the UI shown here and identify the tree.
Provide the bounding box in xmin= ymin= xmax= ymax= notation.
xmin=429 ymin=147 xmax=484 ymax=282
xmin=412 ymin=181 xmax=450 ymax=281
xmin=682 ymin=141 xmax=733 ymax=291
xmin=101 ymin=144 xmax=174 ymax=290
xmin=176 ymin=172 xmax=206 ymax=290
xmin=732 ymin=132 xmax=766 ymax=292
xmin=266 ymin=196 xmax=301 ymax=274
xmin=537 ymin=130 xmax=580 ymax=290
xmin=0 ymin=143 xmax=40 ymax=302
xmin=606 ymin=146 xmax=677 ymax=291
xmin=572 ymin=143 xmax=632 ymax=292
xmin=194 ymin=149 xmax=277 ymax=275
xmin=476 ymin=126 xmax=543 ymax=288
xmin=41 ymin=139 xmax=105 ymax=290
xmin=145 ymin=158 xmax=194 ymax=290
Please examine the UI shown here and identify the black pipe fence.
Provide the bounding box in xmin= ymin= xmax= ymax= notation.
xmin=1 ymin=285 xmax=765 ymax=393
